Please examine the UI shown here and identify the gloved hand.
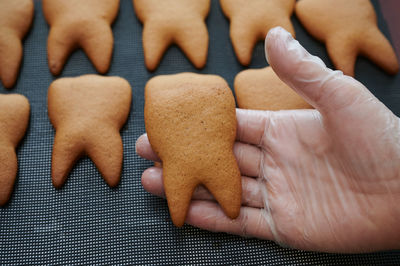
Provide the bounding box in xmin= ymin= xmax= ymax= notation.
xmin=136 ymin=27 xmax=400 ymax=253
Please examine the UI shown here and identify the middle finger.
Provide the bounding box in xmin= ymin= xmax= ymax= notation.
xmin=141 ymin=167 xmax=264 ymax=208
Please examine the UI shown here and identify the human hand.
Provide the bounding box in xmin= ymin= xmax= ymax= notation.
xmin=136 ymin=27 xmax=400 ymax=253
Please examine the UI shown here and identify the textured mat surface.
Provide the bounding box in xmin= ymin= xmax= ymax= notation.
xmin=1 ymin=0 xmax=400 ymax=265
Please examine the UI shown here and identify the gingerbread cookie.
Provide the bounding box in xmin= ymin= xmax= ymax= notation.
xmin=220 ymin=0 xmax=296 ymax=66
xmin=48 ymin=75 xmax=132 ymax=188
xmin=42 ymin=0 xmax=120 ymax=75
xmin=0 ymin=94 xmax=30 ymax=206
xmin=0 ymin=0 xmax=34 ymax=89
xmin=133 ymin=0 xmax=210 ymax=71
xmin=234 ymin=67 xmax=312 ymax=110
xmin=144 ymin=73 xmax=241 ymax=227
xmin=295 ymin=0 xmax=399 ymax=76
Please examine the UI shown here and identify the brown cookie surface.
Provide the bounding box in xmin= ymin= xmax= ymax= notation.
xmin=43 ymin=0 xmax=120 ymax=76
xmin=0 ymin=0 xmax=34 ymax=89
xmin=220 ymin=0 xmax=295 ymax=66
xmin=48 ymin=75 xmax=132 ymax=188
xmin=133 ymin=0 xmax=210 ymax=71
xmin=144 ymin=73 xmax=241 ymax=227
xmin=0 ymin=94 xmax=30 ymax=206
xmin=235 ymin=67 xmax=312 ymax=110
xmin=295 ymin=0 xmax=399 ymax=76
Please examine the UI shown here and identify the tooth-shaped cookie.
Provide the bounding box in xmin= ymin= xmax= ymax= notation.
xmin=144 ymin=73 xmax=241 ymax=227
xmin=295 ymin=0 xmax=399 ymax=76
xmin=47 ymin=75 xmax=132 ymax=188
xmin=0 ymin=94 xmax=30 ymax=206
xmin=133 ymin=0 xmax=210 ymax=71
xmin=235 ymin=67 xmax=312 ymax=110
xmin=0 ymin=0 xmax=34 ymax=89
xmin=220 ymin=0 xmax=296 ymax=66
xmin=42 ymin=0 xmax=120 ymax=76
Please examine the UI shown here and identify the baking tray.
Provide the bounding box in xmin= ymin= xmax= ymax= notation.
xmin=1 ymin=0 xmax=399 ymax=264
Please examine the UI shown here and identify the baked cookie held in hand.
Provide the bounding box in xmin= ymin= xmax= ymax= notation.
xmin=133 ymin=0 xmax=210 ymax=71
xmin=0 ymin=0 xmax=34 ymax=89
xmin=234 ymin=66 xmax=312 ymax=110
xmin=295 ymin=0 xmax=399 ymax=76
xmin=220 ymin=0 xmax=295 ymax=66
xmin=0 ymin=94 xmax=30 ymax=206
xmin=48 ymin=75 xmax=132 ymax=188
xmin=144 ymin=73 xmax=241 ymax=227
xmin=43 ymin=0 xmax=120 ymax=75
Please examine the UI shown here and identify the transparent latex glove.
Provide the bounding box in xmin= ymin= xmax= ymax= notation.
xmin=136 ymin=27 xmax=400 ymax=253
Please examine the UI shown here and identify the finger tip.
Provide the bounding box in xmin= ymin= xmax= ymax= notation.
xmin=265 ymin=26 xmax=294 ymax=65
xmin=265 ymin=27 xmax=284 ymax=62
xmin=141 ymin=173 xmax=152 ymax=192
xmin=141 ymin=167 xmax=163 ymax=195
xmin=135 ymin=133 xmax=148 ymax=155
xmin=136 ymin=134 xmax=162 ymax=162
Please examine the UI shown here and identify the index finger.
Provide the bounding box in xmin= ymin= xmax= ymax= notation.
xmin=236 ymin=108 xmax=270 ymax=146
xmin=136 ymin=109 xmax=270 ymax=159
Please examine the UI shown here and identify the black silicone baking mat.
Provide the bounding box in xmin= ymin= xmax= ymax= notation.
xmin=1 ymin=0 xmax=400 ymax=265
